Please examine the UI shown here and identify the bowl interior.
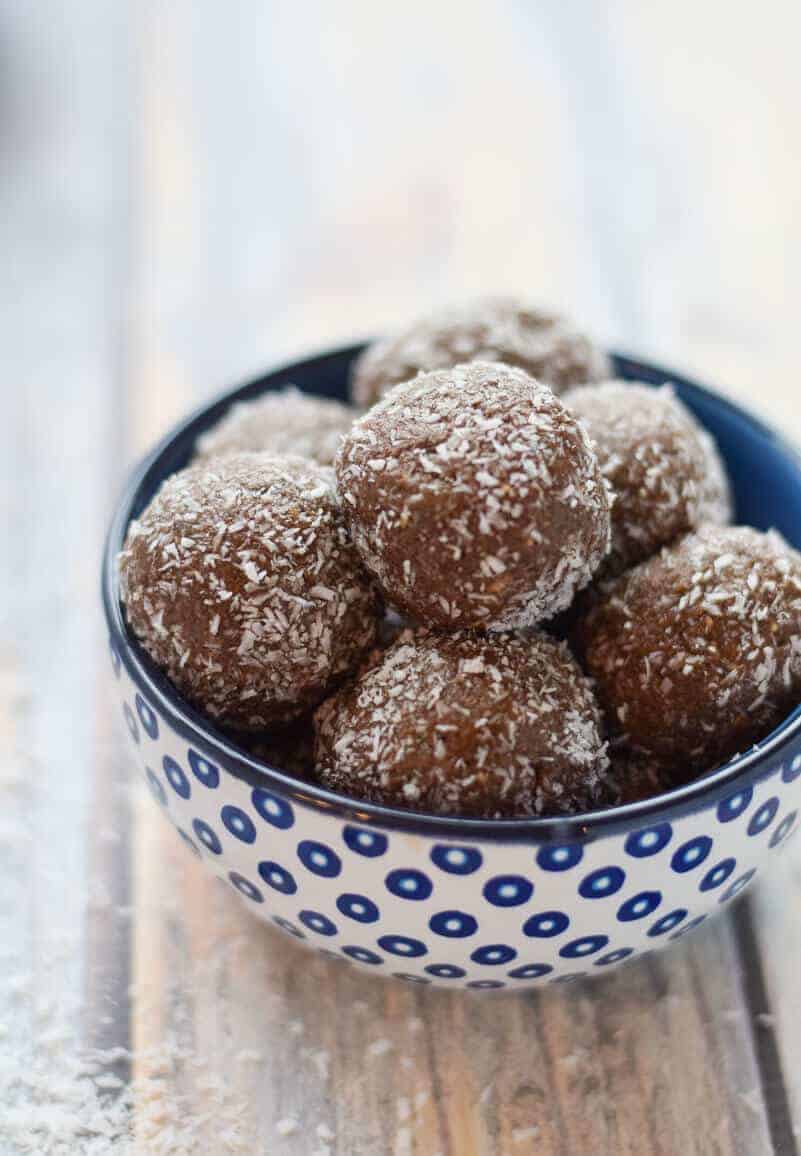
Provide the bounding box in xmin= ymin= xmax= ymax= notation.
xmin=104 ymin=345 xmax=801 ymax=836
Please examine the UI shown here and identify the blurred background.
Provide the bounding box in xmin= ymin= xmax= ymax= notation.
xmin=2 ymin=3 xmax=801 ymax=1153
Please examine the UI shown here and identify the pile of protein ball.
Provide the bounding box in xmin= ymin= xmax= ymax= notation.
xmin=119 ymin=298 xmax=801 ymax=819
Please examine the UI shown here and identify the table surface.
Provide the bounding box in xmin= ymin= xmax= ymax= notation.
xmin=2 ymin=2 xmax=801 ymax=1153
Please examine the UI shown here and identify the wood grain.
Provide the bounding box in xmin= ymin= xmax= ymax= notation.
xmin=0 ymin=0 xmax=799 ymax=1152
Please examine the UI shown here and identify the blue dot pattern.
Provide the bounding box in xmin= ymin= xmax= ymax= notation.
xmin=146 ymin=768 xmax=167 ymax=807
xmin=648 ymin=909 xmax=687 ymax=937
xmin=430 ymin=845 xmax=482 ymax=874
xmin=625 ymin=824 xmax=672 ymax=858
xmin=617 ymin=891 xmax=662 ymax=922
xmin=783 ymin=756 xmax=801 ymax=783
xmin=429 ymin=910 xmax=478 ymax=938
xmin=560 ymin=935 xmax=609 ymax=959
xmin=297 ymin=840 xmax=342 ymax=878
xmin=720 ymin=868 xmax=757 ymax=903
xmin=221 ymin=805 xmax=257 ymax=844
xmin=163 ymin=756 xmax=190 ymax=799
xmin=342 ymin=946 xmax=382 ymax=965
xmin=508 ymin=963 xmax=553 ymax=979
xmin=482 ymin=875 xmax=533 ymax=907
xmin=425 ymin=964 xmax=466 ymax=979
xmin=229 ymin=872 xmax=263 ymax=903
xmin=337 ymin=893 xmax=380 ymax=923
xmin=770 ymin=811 xmax=797 ymax=848
xmin=717 ymin=788 xmax=753 ymax=823
xmin=385 ymin=869 xmax=433 ymax=901
xmin=537 ymin=845 xmax=583 ymax=872
xmin=123 ymin=680 xmax=801 ymax=990
xmin=258 ymin=860 xmax=297 ymax=895
xmin=748 ymin=798 xmax=779 ymax=837
xmin=471 ymin=944 xmax=517 ymax=966
xmin=594 ymin=948 xmax=634 ymax=966
xmin=699 ymin=858 xmax=736 ymax=892
xmin=378 ymin=935 xmax=427 ymax=958
xmin=192 ymin=818 xmax=222 ymax=855
xmin=671 ymin=836 xmax=712 ymax=873
xmin=523 ymin=911 xmax=570 ymax=938
xmin=135 ymin=694 xmax=159 ymax=740
xmin=299 ymin=910 xmax=338 ymax=936
xmin=343 ymin=826 xmax=388 ymax=857
xmin=188 ymin=749 xmax=220 ymax=788
xmin=579 ymin=866 xmax=625 ymax=899
xmin=252 ymin=788 xmax=295 ymax=830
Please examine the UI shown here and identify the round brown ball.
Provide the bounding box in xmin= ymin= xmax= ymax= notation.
xmin=337 ymin=362 xmax=611 ymax=630
xmin=119 ymin=453 xmax=380 ymax=730
xmin=579 ymin=525 xmax=801 ymax=770
xmin=194 ymin=386 xmax=355 ymax=467
xmin=563 ymin=381 xmax=731 ymax=575
xmin=601 ymin=744 xmax=690 ymax=807
xmin=351 ymin=297 xmax=609 ymax=406
xmin=314 ymin=628 xmax=610 ymax=818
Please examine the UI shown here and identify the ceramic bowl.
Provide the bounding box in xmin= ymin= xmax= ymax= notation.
xmin=101 ymin=346 xmax=801 ymax=989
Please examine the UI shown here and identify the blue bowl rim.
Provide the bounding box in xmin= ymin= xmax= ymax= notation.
xmin=101 ymin=342 xmax=801 ymax=844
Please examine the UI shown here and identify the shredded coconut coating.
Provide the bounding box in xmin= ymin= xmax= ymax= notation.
xmin=194 ymin=386 xmax=356 ymax=467
xmin=118 ymin=453 xmax=380 ymax=731
xmin=579 ymin=525 xmax=801 ymax=771
xmin=314 ymin=628 xmax=611 ymax=818
xmin=564 ymin=381 xmax=732 ymax=575
xmin=337 ymin=362 xmax=612 ymax=630
xmin=351 ymin=297 xmax=609 ymax=406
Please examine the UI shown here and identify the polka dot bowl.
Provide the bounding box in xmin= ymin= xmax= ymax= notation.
xmin=102 ymin=345 xmax=801 ymax=990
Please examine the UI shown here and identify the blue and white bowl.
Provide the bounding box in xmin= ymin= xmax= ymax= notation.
xmin=102 ymin=346 xmax=801 ymax=989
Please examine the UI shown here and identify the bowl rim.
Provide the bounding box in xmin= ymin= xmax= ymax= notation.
xmin=102 ymin=342 xmax=801 ymax=843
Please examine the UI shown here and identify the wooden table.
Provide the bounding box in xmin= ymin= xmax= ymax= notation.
xmin=1 ymin=3 xmax=800 ymax=1152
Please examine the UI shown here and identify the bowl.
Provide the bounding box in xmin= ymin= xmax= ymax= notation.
xmin=101 ymin=346 xmax=801 ymax=989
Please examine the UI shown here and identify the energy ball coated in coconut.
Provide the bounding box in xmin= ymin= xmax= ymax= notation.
xmin=563 ymin=381 xmax=731 ymax=575
xmin=119 ymin=453 xmax=380 ymax=731
xmin=351 ymin=297 xmax=609 ymax=406
xmin=579 ymin=525 xmax=801 ymax=771
xmin=337 ymin=361 xmax=612 ymax=630
xmin=194 ymin=386 xmax=355 ymax=467
xmin=602 ymin=745 xmax=689 ymax=807
xmin=314 ymin=628 xmax=610 ymax=819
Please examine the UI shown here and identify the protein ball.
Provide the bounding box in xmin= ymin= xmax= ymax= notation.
xmin=194 ymin=386 xmax=355 ymax=467
xmin=337 ymin=362 xmax=611 ymax=630
xmin=314 ymin=628 xmax=610 ymax=818
xmin=119 ymin=453 xmax=380 ymax=730
xmin=351 ymin=297 xmax=609 ymax=406
xmin=563 ymin=381 xmax=732 ymax=574
xmin=602 ymin=744 xmax=689 ymax=807
xmin=579 ymin=525 xmax=801 ymax=770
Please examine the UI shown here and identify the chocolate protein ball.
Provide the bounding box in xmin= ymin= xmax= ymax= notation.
xmin=314 ymin=628 xmax=610 ymax=818
xmin=337 ymin=362 xmax=611 ymax=630
xmin=241 ymin=716 xmax=317 ymax=781
xmin=579 ymin=525 xmax=801 ymax=771
xmin=602 ymin=744 xmax=690 ymax=807
xmin=351 ymin=297 xmax=609 ymax=406
xmin=119 ymin=453 xmax=379 ymax=731
xmin=563 ymin=381 xmax=731 ymax=575
xmin=194 ymin=386 xmax=355 ymax=467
